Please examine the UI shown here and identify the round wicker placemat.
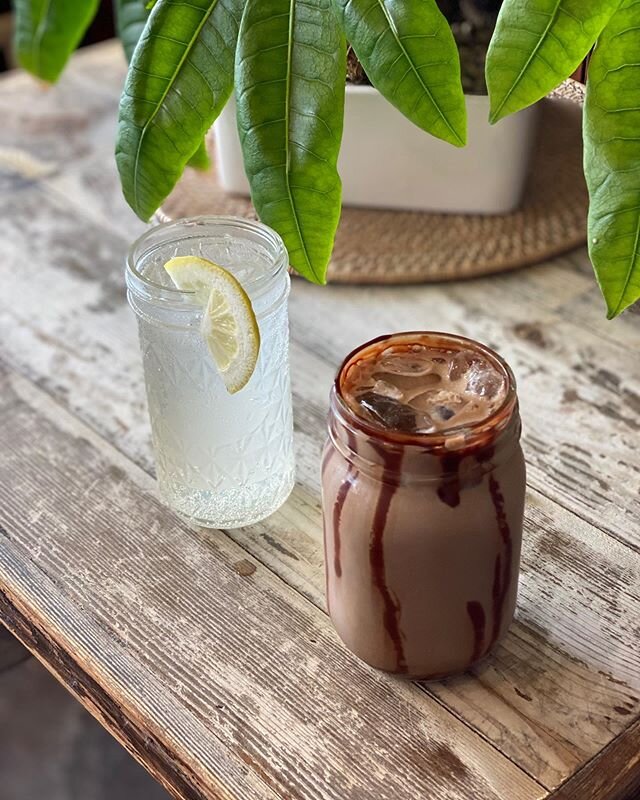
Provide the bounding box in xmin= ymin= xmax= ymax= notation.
xmin=158 ymin=82 xmax=586 ymax=284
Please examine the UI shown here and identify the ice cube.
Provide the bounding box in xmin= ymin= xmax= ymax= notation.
xmin=373 ymin=371 xmax=440 ymax=392
xmin=409 ymin=390 xmax=440 ymax=412
xmin=448 ymin=351 xmax=477 ymax=381
xmin=410 ymin=389 xmax=463 ymax=410
xmin=465 ymin=359 xmax=503 ymax=398
xmin=356 ymin=391 xmax=416 ymax=432
xmin=378 ymin=352 xmax=433 ymax=376
xmin=372 ymin=379 xmax=404 ymax=401
xmin=409 ymin=389 xmax=469 ymax=427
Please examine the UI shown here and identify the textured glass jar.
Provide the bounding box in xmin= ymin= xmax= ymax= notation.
xmin=322 ymin=332 xmax=525 ymax=679
xmin=126 ymin=216 xmax=295 ymax=529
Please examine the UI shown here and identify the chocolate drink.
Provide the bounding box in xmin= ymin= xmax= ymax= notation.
xmin=321 ymin=332 xmax=525 ymax=678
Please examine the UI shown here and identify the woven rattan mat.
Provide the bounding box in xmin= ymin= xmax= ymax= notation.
xmin=159 ymin=86 xmax=586 ymax=284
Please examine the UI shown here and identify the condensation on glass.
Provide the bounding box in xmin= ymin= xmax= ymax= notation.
xmin=126 ymin=216 xmax=295 ymax=529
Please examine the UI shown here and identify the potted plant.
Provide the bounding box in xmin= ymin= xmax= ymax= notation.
xmin=214 ymin=1 xmax=539 ymax=215
xmin=13 ymin=0 xmax=640 ymax=317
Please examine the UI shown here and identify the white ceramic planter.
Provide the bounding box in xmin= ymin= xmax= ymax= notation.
xmin=214 ymin=86 xmax=539 ymax=215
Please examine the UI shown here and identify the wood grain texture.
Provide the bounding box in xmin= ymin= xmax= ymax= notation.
xmin=0 ymin=178 xmax=636 ymax=785
xmin=549 ymin=719 xmax=640 ymax=800
xmin=0 ymin=368 xmax=542 ymax=800
xmin=0 ymin=40 xmax=638 ymax=800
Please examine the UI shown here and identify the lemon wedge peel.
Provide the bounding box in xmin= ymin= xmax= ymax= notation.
xmin=164 ymin=256 xmax=260 ymax=394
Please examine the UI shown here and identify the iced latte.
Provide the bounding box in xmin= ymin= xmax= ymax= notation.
xmin=321 ymin=332 xmax=525 ymax=678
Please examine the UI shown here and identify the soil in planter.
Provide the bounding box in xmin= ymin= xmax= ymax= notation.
xmin=346 ymin=0 xmax=503 ymax=96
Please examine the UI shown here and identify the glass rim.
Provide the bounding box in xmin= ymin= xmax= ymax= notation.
xmin=126 ymin=215 xmax=288 ymax=306
xmin=332 ymin=331 xmax=519 ymax=449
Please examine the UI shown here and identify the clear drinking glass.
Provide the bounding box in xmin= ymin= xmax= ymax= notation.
xmin=126 ymin=216 xmax=295 ymax=529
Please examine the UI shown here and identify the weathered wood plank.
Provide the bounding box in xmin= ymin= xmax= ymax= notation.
xmin=0 ymin=149 xmax=639 ymax=790
xmin=0 ymin=581 xmax=258 ymax=800
xmin=0 ymin=45 xmax=122 ymax=173
xmin=549 ymin=719 xmax=640 ymax=800
xmin=0 ymin=182 xmax=151 ymax=467
xmin=0 ymin=367 xmax=543 ymax=800
xmin=0 ymin=41 xmax=141 ymax=242
xmin=495 ymin=247 xmax=640 ymax=353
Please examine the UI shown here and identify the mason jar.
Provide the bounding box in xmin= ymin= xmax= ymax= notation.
xmin=126 ymin=216 xmax=295 ymax=529
xmin=321 ymin=332 xmax=525 ymax=679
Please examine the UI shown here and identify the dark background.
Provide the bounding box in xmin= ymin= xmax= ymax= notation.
xmin=1 ymin=628 xmax=169 ymax=799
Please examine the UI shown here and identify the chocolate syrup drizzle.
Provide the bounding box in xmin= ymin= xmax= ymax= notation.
xmin=466 ymin=601 xmax=486 ymax=663
xmin=332 ymin=478 xmax=350 ymax=579
xmin=488 ymin=474 xmax=512 ymax=647
xmin=437 ymin=452 xmax=463 ymax=508
xmin=463 ymin=471 xmax=513 ymax=664
xmin=370 ymin=443 xmax=406 ymax=672
xmin=321 ymin=515 xmax=331 ymax=616
xmin=330 ymin=334 xmax=519 ymax=674
xmin=327 ymin=429 xmax=358 ymax=580
xmin=321 ymin=444 xmax=334 ymax=615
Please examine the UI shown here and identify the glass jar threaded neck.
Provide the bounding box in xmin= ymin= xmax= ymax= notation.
xmin=328 ymin=332 xmax=521 ymax=483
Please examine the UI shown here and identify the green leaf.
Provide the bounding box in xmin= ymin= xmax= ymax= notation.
xmin=486 ymin=0 xmax=618 ymax=123
xmin=14 ymin=0 xmax=100 ymax=82
xmin=116 ymin=0 xmax=243 ymax=221
xmin=115 ymin=0 xmax=209 ymax=170
xmin=333 ymin=0 xmax=466 ymax=147
xmin=236 ymin=0 xmax=346 ymax=284
xmin=114 ymin=0 xmax=149 ymax=64
xmin=187 ymin=138 xmax=211 ymax=170
xmin=584 ymin=0 xmax=640 ymax=318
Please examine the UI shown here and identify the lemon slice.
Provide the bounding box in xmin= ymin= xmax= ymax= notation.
xmin=164 ymin=256 xmax=260 ymax=394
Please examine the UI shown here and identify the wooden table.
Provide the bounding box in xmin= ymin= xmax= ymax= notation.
xmin=0 ymin=41 xmax=639 ymax=800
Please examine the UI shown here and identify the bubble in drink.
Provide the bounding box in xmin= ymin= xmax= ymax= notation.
xmin=343 ymin=337 xmax=507 ymax=434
